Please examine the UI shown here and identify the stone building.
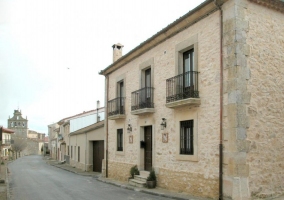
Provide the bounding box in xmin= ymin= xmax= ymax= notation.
xmin=8 ymin=110 xmax=46 ymax=156
xmin=99 ymin=0 xmax=284 ymax=199
xmin=7 ymin=110 xmax=28 ymax=138
xmin=0 ymin=126 xmax=14 ymax=159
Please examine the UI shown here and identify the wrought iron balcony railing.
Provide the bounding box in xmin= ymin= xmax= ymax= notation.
xmin=2 ymin=139 xmax=13 ymax=145
xmin=131 ymin=87 xmax=154 ymax=111
xmin=108 ymin=97 xmax=125 ymax=116
xmin=166 ymin=71 xmax=199 ymax=103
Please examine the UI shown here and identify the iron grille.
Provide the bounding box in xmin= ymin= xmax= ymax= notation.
xmin=180 ymin=120 xmax=194 ymax=155
xmin=131 ymin=87 xmax=154 ymax=111
xmin=166 ymin=71 xmax=199 ymax=103
xmin=108 ymin=97 xmax=125 ymax=116
xmin=117 ymin=129 xmax=123 ymax=151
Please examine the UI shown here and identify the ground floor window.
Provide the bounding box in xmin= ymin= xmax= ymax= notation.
xmin=180 ymin=120 xmax=194 ymax=155
xmin=117 ymin=129 xmax=123 ymax=151
xmin=71 ymin=146 xmax=73 ymax=158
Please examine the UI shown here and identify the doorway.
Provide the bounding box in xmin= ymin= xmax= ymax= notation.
xmin=144 ymin=126 xmax=152 ymax=171
xmin=93 ymin=141 xmax=104 ymax=172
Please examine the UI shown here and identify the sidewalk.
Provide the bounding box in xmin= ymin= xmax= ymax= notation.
xmin=44 ymin=156 xmax=212 ymax=200
xmin=0 ymin=160 xmax=9 ymax=200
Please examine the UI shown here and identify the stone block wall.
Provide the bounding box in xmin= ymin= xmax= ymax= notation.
xmin=246 ymin=1 xmax=284 ymax=198
xmin=108 ymin=161 xmax=133 ymax=181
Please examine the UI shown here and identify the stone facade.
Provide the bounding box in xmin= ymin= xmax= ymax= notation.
xmin=246 ymin=1 xmax=284 ymax=198
xmin=100 ymin=0 xmax=284 ymax=199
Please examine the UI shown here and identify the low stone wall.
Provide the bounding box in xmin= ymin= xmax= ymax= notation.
xmin=108 ymin=161 xmax=133 ymax=181
xmin=158 ymin=168 xmax=218 ymax=199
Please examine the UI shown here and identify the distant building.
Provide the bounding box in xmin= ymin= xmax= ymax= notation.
xmin=7 ymin=110 xmax=28 ymax=138
xmin=0 ymin=126 xmax=14 ymax=159
xmin=7 ymin=109 xmax=46 ymax=156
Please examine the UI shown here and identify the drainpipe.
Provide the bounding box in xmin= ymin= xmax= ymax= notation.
xmin=214 ymin=1 xmax=223 ymax=199
xmin=85 ymin=132 xmax=87 ymax=171
xmin=105 ymin=75 xmax=109 ymax=178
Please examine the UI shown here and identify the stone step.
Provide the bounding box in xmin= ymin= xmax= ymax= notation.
xmin=129 ymin=178 xmax=146 ymax=188
xmin=139 ymin=170 xmax=150 ymax=178
xmin=134 ymin=175 xmax=147 ymax=182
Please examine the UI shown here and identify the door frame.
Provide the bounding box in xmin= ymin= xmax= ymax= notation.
xmin=138 ymin=125 xmax=155 ymax=171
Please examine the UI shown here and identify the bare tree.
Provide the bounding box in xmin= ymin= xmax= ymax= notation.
xmin=11 ymin=136 xmax=27 ymax=159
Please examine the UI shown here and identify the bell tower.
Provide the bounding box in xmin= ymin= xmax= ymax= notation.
xmin=7 ymin=110 xmax=28 ymax=138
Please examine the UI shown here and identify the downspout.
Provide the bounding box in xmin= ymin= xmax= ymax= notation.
xmin=85 ymin=132 xmax=87 ymax=171
xmin=214 ymin=1 xmax=223 ymax=199
xmin=105 ymin=75 xmax=109 ymax=178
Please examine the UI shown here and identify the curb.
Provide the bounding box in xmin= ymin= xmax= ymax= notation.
xmin=46 ymin=160 xmax=205 ymax=200
xmin=6 ymin=166 xmax=10 ymax=200
xmin=97 ymin=178 xmax=189 ymax=200
xmin=46 ymin=161 xmax=100 ymax=178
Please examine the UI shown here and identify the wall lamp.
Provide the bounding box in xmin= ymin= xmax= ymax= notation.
xmin=160 ymin=118 xmax=167 ymax=130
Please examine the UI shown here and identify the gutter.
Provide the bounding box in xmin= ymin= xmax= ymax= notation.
xmin=214 ymin=0 xmax=224 ymax=199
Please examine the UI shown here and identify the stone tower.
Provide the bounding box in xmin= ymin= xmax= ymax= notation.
xmin=7 ymin=110 xmax=28 ymax=138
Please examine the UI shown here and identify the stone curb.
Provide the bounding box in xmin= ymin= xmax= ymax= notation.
xmin=45 ymin=159 xmax=209 ymax=200
xmin=6 ymin=166 xmax=10 ymax=200
xmin=46 ymin=161 xmax=100 ymax=177
xmin=97 ymin=178 xmax=196 ymax=200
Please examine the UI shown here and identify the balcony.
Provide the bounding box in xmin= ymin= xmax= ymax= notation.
xmin=108 ymin=97 xmax=125 ymax=120
xmin=166 ymin=71 xmax=200 ymax=108
xmin=2 ymin=139 xmax=13 ymax=145
xmin=131 ymin=87 xmax=155 ymax=115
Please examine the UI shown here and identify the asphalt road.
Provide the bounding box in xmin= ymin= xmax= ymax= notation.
xmin=8 ymin=155 xmax=171 ymax=200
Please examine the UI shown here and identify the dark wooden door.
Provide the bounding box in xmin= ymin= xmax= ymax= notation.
xmin=144 ymin=126 xmax=152 ymax=171
xmin=93 ymin=141 xmax=104 ymax=172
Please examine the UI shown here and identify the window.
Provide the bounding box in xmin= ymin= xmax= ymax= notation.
xmin=117 ymin=129 xmax=123 ymax=151
xmin=78 ymin=146 xmax=80 ymax=162
xmin=71 ymin=146 xmax=73 ymax=158
xmin=180 ymin=120 xmax=194 ymax=155
xmin=67 ymin=145 xmax=69 ymax=156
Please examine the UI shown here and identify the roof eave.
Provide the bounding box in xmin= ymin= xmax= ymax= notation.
xmin=99 ymin=0 xmax=227 ymax=76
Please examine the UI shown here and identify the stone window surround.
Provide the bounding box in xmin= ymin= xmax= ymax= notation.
xmin=115 ymin=128 xmax=125 ymax=156
xmin=175 ymin=34 xmax=198 ymax=75
xmin=139 ymin=57 xmax=154 ymax=88
xmin=175 ymin=111 xmax=198 ymax=161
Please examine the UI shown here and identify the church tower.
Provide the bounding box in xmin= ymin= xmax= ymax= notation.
xmin=7 ymin=110 xmax=28 ymax=138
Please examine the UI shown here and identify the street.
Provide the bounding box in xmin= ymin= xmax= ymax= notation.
xmin=8 ymin=155 xmax=171 ymax=200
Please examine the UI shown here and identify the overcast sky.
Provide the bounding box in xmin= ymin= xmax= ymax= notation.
xmin=0 ymin=0 xmax=205 ymax=134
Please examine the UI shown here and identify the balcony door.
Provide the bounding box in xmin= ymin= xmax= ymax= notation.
xmin=183 ymin=49 xmax=194 ymax=97
xmin=145 ymin=68 xmax=151 ymax=104
xmin=117 ymin=81 xmax=124 ymax=114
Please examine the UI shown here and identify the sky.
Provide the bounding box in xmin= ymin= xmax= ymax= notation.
xmin=0 ymin=0 xmax=205 ymax=134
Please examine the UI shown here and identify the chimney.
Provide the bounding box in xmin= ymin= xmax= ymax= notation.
xmin=96 ymin=100 xmax=100 ymax=122
xmin=112 ymin=43 xmax=124 ymax=63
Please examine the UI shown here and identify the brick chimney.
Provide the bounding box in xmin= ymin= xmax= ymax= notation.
xmin=112 ymin=43 xmax=124 ymax=63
